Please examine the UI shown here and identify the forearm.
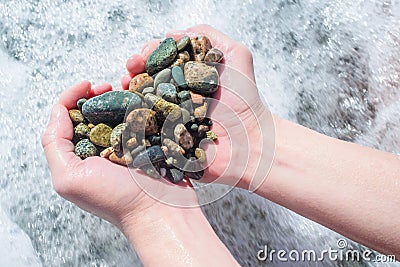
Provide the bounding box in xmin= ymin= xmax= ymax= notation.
xmin=120 ymin=204 xmax=239 ymax=266
xmin=245 ymin=116 xmax=400 ymax=257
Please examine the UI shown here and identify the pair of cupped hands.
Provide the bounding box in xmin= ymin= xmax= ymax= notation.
xmin=42 ymin=25 xmax=271 ymax=233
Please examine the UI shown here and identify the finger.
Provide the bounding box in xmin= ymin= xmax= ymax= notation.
xmin=58 ymin=80 xmax=92 ymax=109
xmin=126 ymin=54 xmax=145 ymax=76
xmin=165 ymin=30 xmax=195 ymax=41
xmin=42 ymin=104 xmax=81 ymax=182
xmin=121 ymin=74 xmax=132 ymax=90
xmin=141 ymin=39 xmax=161 ymax=61
xmin=90 ymin=83 xmax=112 ymax=97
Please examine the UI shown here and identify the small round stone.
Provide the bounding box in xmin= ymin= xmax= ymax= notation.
xmin=156 ymin=83 xmax=178 ymax=103
xmin=189 ymin=36 xmax=212 ymax=61
xmin=171 ymin=66 xmax=187 ymax=89
xmin=132 ymin=146 xmax=166 ymax=168
xmin=125 ymin=108 xmax=158 ymax=136
xmin=109 ymin=151 xmax=133 ymax=166
xmin=145 ymin=38 xmax=178 ymax=75
xmin=110 ymin=123 xmax=126 ymax=152
xmin=190 ymin=123 xmax=199 ymax=132
xmin=194 ymin=103 xmax=207 ymax=122
xmin=129 ymin=73 xmax=154 ymax=93
xmin=163 ymin=138 xmax=185 ymax=155
xmin=195 ymin=148 xmax=207 ymax=163
xmin=89 ymin=123 xmax=113 ymax=147
xmin=184 ymin=61 xmax=219 ymax=94
xmin=177 ymin=36 xmax=190 ymax=52
xmin=181 ymin=108 xmax=191 ymax=123
xmin=206 ymin=131 xmax=218 ymax=141
xmin=100 ymin=147 xmax=114 ymax=158
xmin=174 ymin=123 xmax=194 ymax=150
xmin=74 ymin=139 xmax=97 ymax=159
xmin=142 ymin=87 xmax=155 ymax=95
xmin=69 ymin=109 xmax=84 ymax=124
xmin=74 ymin=123 xmax=91 ymax=139
xmin=170 ymin=51 xmax=190 ymax=67
xmin=154 ymin=68 xmax=171 ymax=90
xmin=198 ymin=125 xmax=209 ymax=138
xmin=204 ymin=47 xmax=224 ymax=63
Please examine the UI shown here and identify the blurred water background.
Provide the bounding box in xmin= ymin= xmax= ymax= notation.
xmin=0 ymin=0 xmax=399 ymax=266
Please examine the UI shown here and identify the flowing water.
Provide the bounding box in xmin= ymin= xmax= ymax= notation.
xmin=0 ymin=0 xmax=399 ymax=266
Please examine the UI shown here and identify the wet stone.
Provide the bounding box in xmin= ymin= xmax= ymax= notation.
xmin=190 ymin=91 xmax=204 ymax=105
xmin=126 ymin=137 xmax=138 ymax=149
xmin=82 ymin=91 xmax=141 ymax=126
xmin=171 ymin=66 xmax=187 ymax=89
xmin=131 ymin=144 xmax=146 ymax=159
xmin=146 ymin=38 xmax=178 ymax=75
xmin=77 ymin=98 xmax=87 ymax=111
xmin=152 ymin=96 xmax=182 ymax=122
xmin=204 ymin=47 xmax=224 ymax=63
xmin=142 ymin=87 xmax=155 ymax=95
xmin=190 ymin=36 xmax=212 ymax=61
xmin=154 ymin=68 xmax=171 ymax=90
xmin=174 ymin=123 xmax=194 ymax=150
xmin=206 ymin=130 xmax=218 ymax=141
xmin=177 ymin=36 xmax=190 ymax=52
xmin=167 ymin=168 xmax=184 ymax=183
xmin=75 ymin=139 xmax=97 ymax=159
xmin=163 ymin=138 xmax=185 ymax=155
xmin=100 ymin=147 xmax=114 ymax=158
xmin=148 ymin=135 xmax=161 ymax=146
xmin=181 ymin=108 xmax=191 ymax=123
xmin=132 ymin=145 xmax=166 ymax=168
xmin=126 ymin=108 xmax=158 ymax=136
xmin=69 ymin=109 xmax=84 ymax=125
xmin=194 ymin=103 xmax=207 ymax=122
xmin=183 ymin=157 xmax=204 ymax=180
xmin=178 ymin=90 xmax=193 ymax=113
xmin=109 ymin=151 xmax=133 ymax=166
xmin=198 ymin=125 xmax=209 ymax=138
xmin=190 ymin=123 xmax=199 ymax=132
xmin=195 ymin=148 xmax=206 ymax=163
xmin=110 ymin=123 xmax=126 ymax=152
xmin=171 ymin=51 xmax=190 ymax=67
xmin=156 ymin=83 xmax=178 ymax=103
xmin=90 ymin=123 xmax=112 ymax=147
xmin=184 ymin=61 xmax=219 ymax=94
xmin=74 ymin=123 xmax=91 ymax=139
xmin=129 ymin=73 xmax=154 ymax=93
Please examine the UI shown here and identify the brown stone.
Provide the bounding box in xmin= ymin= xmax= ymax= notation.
xmin=109 ymin=152 xmax=133 ymax=166
xmin=204 ymin=47 xmax=224 ymax=63
xmin=190 ymin=36 xmax=212 ymax=61
xmin=129 ymin=73 xmax=154 ymax=93
xmin=174 ymin=123 xmax=194 ymax=150
xmin=125 ymin=108 xmax=158 ymax=136
xmin=194 ymin=103 xmax=207 ymax=122
xmin=171 ymin=51 xmax=190 ymax=67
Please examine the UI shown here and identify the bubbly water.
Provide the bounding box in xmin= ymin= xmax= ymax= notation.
xmin=0 ymin=0 xmax=399 ymax=266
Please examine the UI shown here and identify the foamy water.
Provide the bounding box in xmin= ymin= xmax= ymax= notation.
xmin=0 ymin=0 xmax=399 ymax=266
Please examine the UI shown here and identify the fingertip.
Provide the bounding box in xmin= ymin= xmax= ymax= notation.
xmin=90 ymin=83 xmax=112 ymax=97
xmin=126 ymin=54 xmax=145 ymax=75
xmin=59 ymin=80 xmax=92 ymax=109
xmin=121 ymin=74 xmax=132 ymax=90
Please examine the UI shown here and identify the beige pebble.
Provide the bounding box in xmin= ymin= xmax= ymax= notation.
xmin=100 ymin=147 xmax=114 ymax=158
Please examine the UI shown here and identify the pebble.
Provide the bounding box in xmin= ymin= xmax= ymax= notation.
xmin=109 ymin=151 xmax=133 ymax=166
xmin=132 ymin=145 xmax=166 ymax=168
xmin=174 ymin=123 xmax=194 ymax=150
xmin=190 ymin=123 xmax=199 ymax=132
xmin=181 ymin=108 xmax=191 ymax=123
xmin=177 ymin=36 xmax=190 ymax=52
xmin=148 ymin=135 xmax=161 ymax=146
xmin=146 ymin=38 xmax=178 ymax=75
xmin=190 ymin=36 xmax=212 ymax=61
xmin=129 ymin=73 xmax=154 ymax=93
xmin=125 ymin=108 xmax=158 ymax=136
xmin=82 ymin=91 xmax=141 ymax=126
xmin=194 ymin=103 xmax=207 ymax=122
xmin=69 ymin=109 xmax=84 ymax=124
xmin=100 ymin=147 xmax=114 ymax=158
xmin=88 ymin=123 xmax=95 ymax=129
xmin=163 ymin=138 xmax=185 ymax=155
xmin=126 ymin=137 xmax=138 ymax=148
xmin=184 ymin=61 xmax=219 ymax=94
xmin=74 ymin=123 xmax=91 ymax=139
xmin=198 ymin=125 xmax=209 ymax=138
xmin=177 ymin=90 xmax=193 ymax=113
xmin=77 ymin=98 xmax=87 ymax=111
xmin=141 ymin=166 xmax=162 ymax=179
xmin=166 ymin=168 xmax=184 ymax=183
xmin=171 ymin=66 xmax=187 ymax=89
xmin=74 ymin=139 xmax=97 ymax=159
xmin=142 ymin=87 xmax=155 ymax=95
xmin=206 ymin=130 xmax=218 ymax=141
xmin=204 ymin=47 xmax=224 ymax=63
xmin=153 ymin=68 xmax=171 ymax=90
xmin=89 ymin=123 xmax=112 ymax=147
xmin=130 ymin=144 xmax=146 ymax=159
xmin=190 ymin=91 xmax=204 ymax=105
xmin=156 ymin=83 xmax=178 ymax=103
xmin=195 ymin=148 xmax=207 ymax=163
xmin=110 ymin=123 xmax=126 ymax=152
xmin=183 ymin=157 xmax=204 ymax=180
xmin=144 ymin=93 xmax=161 ymax=107
xmin=170 ymin=51 xmax=190 ymax=67
xmin=152 ymin=95 xmax=182 ymax=122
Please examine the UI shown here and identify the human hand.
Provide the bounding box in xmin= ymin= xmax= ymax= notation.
xmin=123 ymin=25 xmax=275 ymax=191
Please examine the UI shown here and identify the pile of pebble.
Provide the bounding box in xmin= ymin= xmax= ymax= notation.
xmin=68 ymin=35 xmax=223 ymax=183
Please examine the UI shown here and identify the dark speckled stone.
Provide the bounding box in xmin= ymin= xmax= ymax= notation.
xmin=82 ymin=91 xmax=141 ymax=126
xmin=132 ymin=145 xmax=166 ymax=168
xmin=166 ymin=168 xmax=184 ymax=183
xmin=145 ymin=38 xmax=177 ymax=75
xmin=74 ymin=139 xmax=97 ymax=159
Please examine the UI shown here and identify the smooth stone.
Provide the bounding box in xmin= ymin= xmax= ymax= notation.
xmin=154 ymin=68 xmax=171 ymax=90
xmin=129 ymin=73 xmax=154 ymax=93
xmin=110 ymin=123 xmax=126 ymax=152
xmin=126 ymin=137 xmax=138 ymax=149
xmin=174 ymin=123 xmax=194 ymax=150
xmin=144 ymin=93 xmax=161 ymax=107
xmin=190 ymin=123 xmax=199 ymax=132
xmin=74 ymin=123 xmax=91 ymax=139
xmin=170 ymin=51 xmax=190 ymax=67
xmin=204 ymin=47 xmax=224 ymax=63
xmin=82 ymin=91 xmax=141 ymax=126
xmin=132 ymin=146 xmax=166 ymax=168
xmin=189 ymin=36 xmax=212 ymax=61
xmin=68 ymin=109 xmax=84 ymax=124
xmin=177 ymin=36 xmax=190 ymax=52
xmin=166 ymin=168 xmax=184 ymax=183
xmin=171 ymin=66 xmax=187 ymax=89
xmin=195 ymin=148 xmax=207 ymax=163
xmin=100 ymin=147 xmax=114 ymax=158
xmin=152 ymin=96 xmax=182 ymax=122
xmin=183 ymin=157 xmax=204 ymax=180
xmin=163 ymin=138 xmax=185 ymax=155
xmin=141 ymin=165 xmax=162 ymax=179
xmin=145 ymin=38 xmax=178 ymax=76
xmin=178 ymin=90 xmax=193 ymax=114
xmin=181 ymin=108 xmax=191 ymax=123
xmin=90 ymin=123 xmax=112 ymax=147
xmin=109 ymin=151 xmax=133 ymax=166
xmin=74 ymin=139 xmax=97 ymax=159
xmin=77 ymin=98 xmax=87 ymax=111
xmin=194 ymin=103 xmax=207 ymax=122
xmin=125 ymin=108 xmax=158 ymax=136
xmin=156 ymin=83 xmax=178 ymax=103
xmin=142 ymin=87 xmax=155 ymax=95
xmin=184 ymin=61 xmax=219 ymax=94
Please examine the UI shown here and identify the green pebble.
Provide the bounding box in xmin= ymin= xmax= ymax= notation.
xmin=68 ymin=109 xmax=84 ymax=124
xmin=145 ymin=38 xmax=178 ymax=76
xmin=90 ymin=123 xmax=113 ymax=147
xmin=74 ymin=139 xmax=97 ymax=159
xmin=74 ymin=123 xmax=91 ymax=139
xmin=110 ymin=123 xmax=126 ymax=152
